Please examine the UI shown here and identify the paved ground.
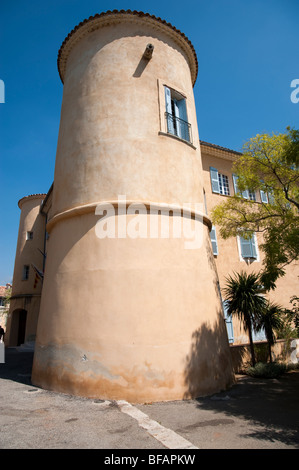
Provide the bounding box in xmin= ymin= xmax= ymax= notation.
xmin=0 ymin=347 xmax=298 ymax=451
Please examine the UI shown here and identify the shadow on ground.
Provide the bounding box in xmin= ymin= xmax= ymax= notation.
xmin=196 ymin=371 xmax=299 ymax=447
xmin=0 ymin=348 xmax=34 ymax=385
xmin=1 ymin=348 xmax=299 ymax=449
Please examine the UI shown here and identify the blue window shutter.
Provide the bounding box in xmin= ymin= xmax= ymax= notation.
xmin=240 ymin=236 xmax=252 ymax=258
xmin=250 ymin=235 xmax=257 ymax=259
xmin=242 ymin=189 xmax=249 ymax=199
xmin=233 ymin=174 xmax=249 ymax=198
xmin=177 ymin=98 xmax=187 ymax=121
xmin=240 ymin=235 xmax=257 ymax=259
xmin=252 ymin=327 xmax=266 ymax=342
xmin=210 ymin=167 xmax=220 ymax=193
xmin=260 ymin=189 xmax=268 ymax=203
xmin=223 ymin=301 xmax=234 ymax=343
xmin=210 ymin=225 xmax=218 ymax=255
xmin=232 ymin=174 xmax=239 ymax=195
xmin=164 ymin=86 xmax=174 ymax=134
xmin=176 ymin=98 xmax=189 ymax=141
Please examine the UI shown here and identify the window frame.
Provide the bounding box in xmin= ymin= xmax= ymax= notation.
xmin=237 ymin=233 xmax=259 ymax=262
xmin=22 ymin=265 xmax=30 ymax=281
xmin=164 ymin=85 xmax=191 ymax=143
xmin=157 ymin=79 xmax=196 ymax=148
xmin=210 ymin=167 xmax=230 ymax=195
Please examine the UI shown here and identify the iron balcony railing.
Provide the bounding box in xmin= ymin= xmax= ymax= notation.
xmin=165 ymin=112 xmax=192 ymax=144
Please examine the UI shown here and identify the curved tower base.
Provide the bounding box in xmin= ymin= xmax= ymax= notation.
xmin=32 ymin=210 xmax=234 ymax=403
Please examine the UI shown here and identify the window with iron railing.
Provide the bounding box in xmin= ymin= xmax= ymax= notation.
xmin=164 ymin=86 xmax=192 ymax=144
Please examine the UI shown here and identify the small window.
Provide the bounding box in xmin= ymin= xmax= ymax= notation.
xmin=239 ymin=234 xmax=258 ymax=260
xmin=233 ymin=174 xmax=256 ymax=200
xmin=164 ymin=86 xmax=191 ymax=143
xmin=260 ymin=189 xmax=268 ymax=203
xmin=218 ymin=174 xmax=230 ymax=196
xmin=22 ymin=265 xmax=30 ymax=280
xmin=252 ymin=327 xmax=267 ymax=342
xmin=209 ymin=167 xmax=230 ymax=195
xmin=223 ymin=301 xmax=234 ymax=344
xmin=210 ymin=225 xmax=218 ymax=255
xmin=26 ymin=231 xmax=33 ymax=240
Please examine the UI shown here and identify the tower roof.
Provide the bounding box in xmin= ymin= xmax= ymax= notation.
xmin=57 ymin=9 xmax=198 ymax=86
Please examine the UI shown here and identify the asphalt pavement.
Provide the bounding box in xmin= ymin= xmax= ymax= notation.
xmin=0 ymin=347 xmax=298 ymax=452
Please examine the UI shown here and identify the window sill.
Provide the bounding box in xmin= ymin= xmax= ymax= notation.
xmin=211 ymin=191 xmax=231 ymax=197
xmin=158 ymin=131 xmax=197 ymax=150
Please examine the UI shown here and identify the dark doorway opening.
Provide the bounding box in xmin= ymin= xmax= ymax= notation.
xmin=17 ymin=310 xmax=27 ymax=346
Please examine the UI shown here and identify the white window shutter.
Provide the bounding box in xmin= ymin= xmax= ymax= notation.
xmin=210 ymin=225 xmax=218 ymax=255
xmin=223 ymin=301 xmax=234 ymax=343
xmin=164 ymin=86 xmax=174 ymax=134
xmin=164 ymin=86 xmax=172 ymax=113
xmin=232 ymin=174 xmax=239 ymax=195
xmin=233 ymin=174 xmax=249 ymax=198
xmin=260 ymin=189 xmax=268 ymax=203
xmin=210 ymin=167 xmax=220 ymax=193
xmin=250 ymin=235 xmax=258 ymax=259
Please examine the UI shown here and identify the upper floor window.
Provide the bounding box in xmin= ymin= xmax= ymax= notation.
xmin=26 ymin=231 xmax=33 ymax=240
xmin=210 ymin=167 xmax=230 ymax=195
xmin=232 ymin=174 xmax=256 ymax=201
xmin=260 ymin=189 xmax=269 ymax=203
xmin=164 ymin=86 xmax=192 ymax=143
xmin=239 ymin=234 xmax=258 ymax=260
xmin=22 ymin=265 xmax=30 ymax=280
xmin=218 ymin=174 xmax=230 ymax=196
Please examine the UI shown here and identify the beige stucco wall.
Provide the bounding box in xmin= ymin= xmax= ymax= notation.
xmin=32 ymin=12 xmax=235 ymax=402
xmin=6 ymin=194 xmax=46 ymax=346
xmin=201 ymin=148 xmax=299 ymax=344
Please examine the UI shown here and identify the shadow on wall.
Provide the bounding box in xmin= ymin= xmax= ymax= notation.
xmin=183 ymin=313 xmax=235 ymax=399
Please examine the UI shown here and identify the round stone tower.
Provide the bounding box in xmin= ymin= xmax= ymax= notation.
xmin=32 ymin=10 xmax=234 ymax=402
xmin=6 ymin=194 xmax=46 ymax=347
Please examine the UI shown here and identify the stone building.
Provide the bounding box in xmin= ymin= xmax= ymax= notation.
xmin=6 ymin=10 xmax=298 ymax=402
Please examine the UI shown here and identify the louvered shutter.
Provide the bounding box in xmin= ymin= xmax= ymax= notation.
xmin=210 ymin=225 xmax=218 ymax=255
xmin=164 ymin=86 xmax=174 ymax=134
xmin=223 ymin=301 xmax=234 ymax=343
xmin=210 ymin=167 xmax=220 ymax=193
xmin=233 ymin=174 xmax=249 ymax=198
xmin=260 ymin=189 xmax=268 ymax=203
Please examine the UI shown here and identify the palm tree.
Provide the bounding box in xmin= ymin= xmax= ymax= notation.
xmin=223 ymin=271 xmax=267 ymax=366
xmin=257 ymin=302 xmax=284 ymax=362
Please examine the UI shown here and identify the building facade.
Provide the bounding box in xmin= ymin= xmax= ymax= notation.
xmin=6 ymin=10 xmax=298 ymax=402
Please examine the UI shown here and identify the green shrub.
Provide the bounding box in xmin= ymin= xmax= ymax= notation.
xmin=246 ymin=362 xmax=287 ymax=378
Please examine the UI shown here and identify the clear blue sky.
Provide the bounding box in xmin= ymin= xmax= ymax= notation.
xmin=0 ymin=0 xmax=298 ymax=285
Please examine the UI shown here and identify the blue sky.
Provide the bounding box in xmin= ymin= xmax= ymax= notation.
xmin=0 ymin=0 xmax=298 ymax=285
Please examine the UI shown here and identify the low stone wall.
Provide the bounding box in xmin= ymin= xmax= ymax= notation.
xmin=230 ymin=339 xmax=299 ymax=373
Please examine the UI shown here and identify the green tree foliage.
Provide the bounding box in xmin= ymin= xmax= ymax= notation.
xmin=256 ymin=302 xmax=284 ymax=362
xmin=223 ymin=271 xmax=267 ymax=366
xmin=212 ymin=128 xmax=299 ymax=289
